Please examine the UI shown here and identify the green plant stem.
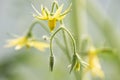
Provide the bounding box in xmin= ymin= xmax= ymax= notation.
xmin=62 ymin=30 xmax=71 ymax=60
xmin=27 ymin=20 xmax=49 ymax=36
xmin=50 ymin=27 xmax=77 ymax=55
xmin=61 ymin=27 xmax=77 ymax=54
xmin=55 ymin=33 xmax=80 ymax=80
xmin=50 ymin=28 xmax=62 ymax=56
xmin=61 ymin=27 xmax=81 ymax=80
xmin=50 ymin=27 xmax=81 ymax=80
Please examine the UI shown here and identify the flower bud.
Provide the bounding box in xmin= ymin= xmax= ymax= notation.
xmin=49 ymin=55 xmax=54 ymax=71
xmin=69 ymin=54 xmax=77 ymax=73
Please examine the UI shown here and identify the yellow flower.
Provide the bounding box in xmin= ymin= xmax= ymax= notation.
xmin=5 ymin=36 xmax=28 ymax=50
xmin=69 ymin=54 xmax=81 ymax=73
xmin=85 ymin=46 xmax=104 ymax=78
xmin=28 ymin=40 xmax=49 ymax=51
xmin=32 ymin=3 xmax=71 ymax=31
xmin=5 ymin=36 xmax=49 ymax=51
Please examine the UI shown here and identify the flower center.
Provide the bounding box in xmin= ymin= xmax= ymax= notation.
xmin=48 ymin=19 xmax=57 ymax=31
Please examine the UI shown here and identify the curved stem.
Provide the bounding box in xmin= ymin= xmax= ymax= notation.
xmin=50 ymin=28 xmax=62 ymax=56
xmin=50 ymin=27 xmax=77 ymax=56
xmin=62 ymin=30 xmax=71 ymax=60
xmin=26 ymin=20 xmax=49 ymax=36
xmin=61 ymin=27 xmax=77 ymax=54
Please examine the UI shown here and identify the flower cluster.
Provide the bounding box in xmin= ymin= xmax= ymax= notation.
xmin=32 ymin=2 xmax=71 ymax=31
xmin=4 ymin=1 xmax=107 ymax=80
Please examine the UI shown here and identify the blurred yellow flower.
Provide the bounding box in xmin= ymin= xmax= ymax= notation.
xmin=5 ymin=36 xmax=28 ymax=50
xmin=85 ymin=46 xmax=104 ymax=78
xmin=32 ymin=3 xmax=70 ymax=31
xmin=5 ymin=36 xmax=49 ymax=51
xmin=28 ymin=40 xmax=49 ymax=51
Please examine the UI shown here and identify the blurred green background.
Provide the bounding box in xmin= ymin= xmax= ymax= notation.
xmin=0 ymin=0 xmax=120 ymax=80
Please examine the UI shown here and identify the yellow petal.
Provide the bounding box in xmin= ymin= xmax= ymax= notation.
xmin=33 ymin=15 xmax=48 ymax=20
xmin=32 ymin=4 xmax=42 ymax=16
xmin=53 ymin=4 xmax=64 ymax=18
xmin=61 ymin=3 xmax=72 ymax=16
xmin=41 ymin=6 xmax=48 ymax=19
xmin=56 ymin=15 xmax=66 ymax=20
xmin=88 ymin=46 xmax=104 ymax=78
xmin=28 ymin=40 xmax=49 ymax=51
xmin=45 ymin=7 xmax=50 ymax=15
xmin=91 ymin=66 xmax=104 ymax=78
xmin=5 ymin=37 xmax=27 ymax=48
xmin=32 ymin=4 xmax=48 ymax=20
xmin=15 ymin=45 xmax=24 ymax=50
xmin=90 ymin=55 xmax=104 ymax=78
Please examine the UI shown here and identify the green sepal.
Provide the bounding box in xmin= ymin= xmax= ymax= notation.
xmin=69 ymin=54 xmax=77 ymax=73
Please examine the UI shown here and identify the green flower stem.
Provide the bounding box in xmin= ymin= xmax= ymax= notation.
xmin=60 ymin=3 xmax=72 ymax=16
xmin=61 ymin=28 xmax=81 ymax=80
xmin=50 ymin=27 xmax=81 ymax=80
xmin=27 ymin=20 xmax=49 ymax=36
xmin=62 ymin=27 xmax=82 ymax=80
xmin=62 ymin=30 xmax=71 ymax=60
xmin=50 ymin=28 xmax=62 ymax=56
xmin=61 ymin=27 xmax=77 ymax=54
xmin=50 ymin=26 xmax=77 ymax=56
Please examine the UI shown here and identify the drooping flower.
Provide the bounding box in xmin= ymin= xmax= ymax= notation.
xmin=32 ymin=2 xmax=71 ymax=31
xmin=5 ymin=36 xmax=49 ymax=51
xmin=84 ymin=46 xmax=104 ymax=78
xmin=69 ymin=54 xmax=81 ymax=73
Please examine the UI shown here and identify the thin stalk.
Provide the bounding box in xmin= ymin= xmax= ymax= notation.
xmin=27 ymin=20 xmax=49 ymax=35
xmin=50 ymin=27 xmax=80 ymax=80
xmin=50 ymin=28 xmax=62 ymax=56
xmin=61 ymin=27 xmax=77 ymax=54
xmin=50 ymin=27 xmax=77 ymax=56
xmin=62 ymin=30 xmax=71 ymax=61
